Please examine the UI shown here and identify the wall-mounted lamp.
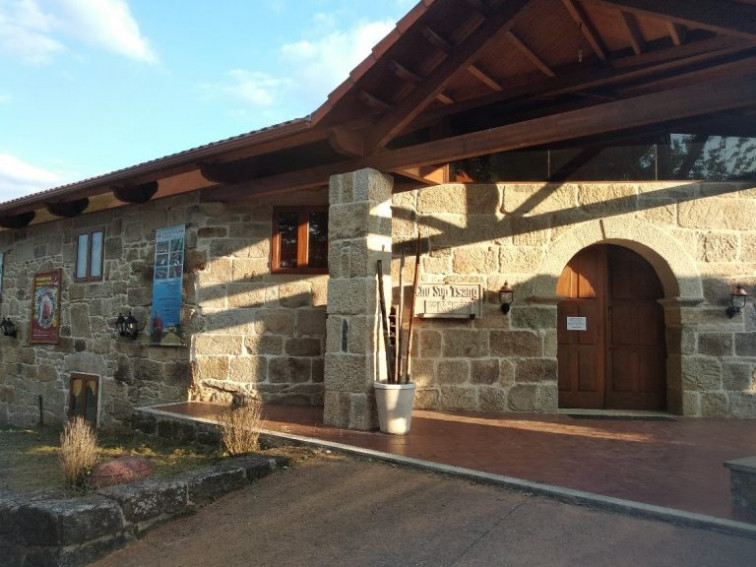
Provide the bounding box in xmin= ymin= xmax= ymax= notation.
xmin=115 ymin=312 xmax=139 ymax=339
xmin=1 ymin=317 xmax=17 ymax=338
xmin=727 ymin=284 xmax=748 ymax=318
xmin=499 ymin=282 xmax=515 ymax=315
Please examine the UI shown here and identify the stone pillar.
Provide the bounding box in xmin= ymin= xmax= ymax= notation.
xmin=324 ymin=168 xmax=393 ymax=430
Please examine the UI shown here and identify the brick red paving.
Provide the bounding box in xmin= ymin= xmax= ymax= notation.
xmin=155 ymin=402 xmax=756 ymax=523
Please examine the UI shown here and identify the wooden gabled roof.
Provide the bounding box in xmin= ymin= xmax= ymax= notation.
xmin=3 ymin=0 xmax=756 ymax=228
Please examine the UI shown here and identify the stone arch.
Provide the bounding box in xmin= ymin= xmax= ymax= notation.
xmin=533 ymin=218 xmax=703 ymax=303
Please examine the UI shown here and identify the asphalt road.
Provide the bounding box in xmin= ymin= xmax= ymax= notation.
xmin=92 ymin=454 xmax=756 ymax=567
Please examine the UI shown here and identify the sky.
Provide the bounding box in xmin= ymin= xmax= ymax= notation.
xmin=0 ymin=0 xmax=413 ymax=202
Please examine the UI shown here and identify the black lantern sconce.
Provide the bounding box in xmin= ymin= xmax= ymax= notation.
xmin=1 ymin=317 xmax=17 ymax=338
xmin=115 ymin=312 xmax=139 ymax=339
xmin=727 ymin=284 xmax=748 ymax=318
xmin=499 ymin=282 xmax=515 ymax=315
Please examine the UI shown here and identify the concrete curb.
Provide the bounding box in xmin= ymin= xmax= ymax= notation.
xmin=257 ymin=427 xmax=756 ymax=541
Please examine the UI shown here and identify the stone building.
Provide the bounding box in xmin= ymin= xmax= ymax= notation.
xmin=2 ymin=0 xmax=756 ymax=430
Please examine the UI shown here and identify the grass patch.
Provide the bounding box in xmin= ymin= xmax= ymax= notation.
xmin=0 ymin=426 xmax=219 ymax=495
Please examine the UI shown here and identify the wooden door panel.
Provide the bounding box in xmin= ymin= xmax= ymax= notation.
xmin=558 ymin=244 xmax=667 ymax=411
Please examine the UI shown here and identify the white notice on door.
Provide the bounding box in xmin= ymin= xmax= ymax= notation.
xmin=566 ymin=316 xmax=587 ymax=331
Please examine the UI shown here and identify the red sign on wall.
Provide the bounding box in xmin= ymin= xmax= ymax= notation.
xmin=31 ymin=269 xmax=61 ymax=344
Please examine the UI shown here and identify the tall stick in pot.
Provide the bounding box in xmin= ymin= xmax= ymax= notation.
xmin=396 ymin=251 xmax=406 ymax=383
xmin=404 ymin=237 xmax=422 ymax=384
xmin=376 ymin=259 xmax=395 ymax=383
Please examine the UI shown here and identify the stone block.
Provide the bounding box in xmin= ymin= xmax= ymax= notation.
xmin=285 ymin=337 xmax=322 ymax=357
xmin=419 ymin=330 xmax=442 ymax=358
xmin=323 ymin=391 xmax=350 ymax=428
xmin=511 ymin=307 xmax=557 ymax=330
xmin=578 ymin=183 xmax=638 ymax=215
xmin=98 ymin=478 xmax=187 ymax=524
xmin=452 ymin=246 xmax=499 ymax=274
xmin=417 ymin=183 xmax=499 ymax=215
xmin=439 ymin=386 xmax=478 ymax=411
xmin=499 ymin=246 xmax=544 ymax=273
xmin=442 ymin=329 xmax=489 ymax=358
xmin=323 ymin=353 xmax=371 ymax=392
xmin=471 ymin=359 xmax=499 ymax=385
xmin=703 ymin=232 xmax=739 ymax=262
xmin=700 ymin=393 xmax=728 ymax=417
xmin=682 ymin=357 xmax=722 ymax=391
xmin=182 ymin=466 xmax=247 ymax=507
xmin=280 ymin=281 xmax=312 ymax=308
xmin=245 ymin=334 xmax=283 ymax=355
xmin=437 ymin=360 xmax=470 ymax=384
xmin=697 ymin=333 xmax=733 ymax=356
xmin=679 ymin=198 xmax=756 ymax=230
xmin=735 ymin=333 xmax=756 ymax=356
xmin=229 ymin=356 xmax=267 ymax=383
xmin=231 ymin=258 xmax=269 ymax=281
xmin=268 ymin=357 xmax=311 ymax=384
xmin=296 ymin=309 xmax=327 ymax=337
xmin=256 ymin=310 xmax=295 ymax=336
xmin=490 ymin=330 xmax=541 ymax=357
xmin=508 ymin=384 xmax=540 ymax=411
xmin=327 ymin=278 xmax=376 ymax=315
xmin=515 ymin=359 xmax=557 ymax=383
xmin=70 ymin=303 xmax=93 ymax=338
xmin=329 ymin=202 xmax=371 ymax=240
xmin=478 ymin=386 xmax=508 ymax=411
xmin=195 ymin=335 xmax=242 ymax=356
xmin=729 ymin=393 xmax=756 ymax=417
xmin=12 ymin=496 xmax=124 ymax=546
xmin=722 ymin=363 xmax=753 ymax=391
xmin=227 ymin=284 xmax=267 ymax=308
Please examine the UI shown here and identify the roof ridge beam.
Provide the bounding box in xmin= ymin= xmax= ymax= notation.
xmin=562 ymin=0 xmax=609 ymax=60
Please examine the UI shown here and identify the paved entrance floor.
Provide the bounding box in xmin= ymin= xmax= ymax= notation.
xmin=154 ymin=402 xmax=756 ymax=524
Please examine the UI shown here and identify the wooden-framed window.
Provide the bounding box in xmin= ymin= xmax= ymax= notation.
xmin=75 ymin=229 xmax=104 ymax=281
xmin=272 ymin=207 xmax=328 ymax=273
xmin=68 ymin=373 xmax=99 ymax=426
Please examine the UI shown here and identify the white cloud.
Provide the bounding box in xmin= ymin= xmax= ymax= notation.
xmin=0 ymin=153 xmax=64 ymax=200
xmin=210 ymin=18 xmax=395 ymax=117
xmin=219 ymin=70 xmax=292 ymax=108
xmin=0 ymin=0 xmax=156 ymax=64
xmin=281 ymin=19 xmax=395 ymax=98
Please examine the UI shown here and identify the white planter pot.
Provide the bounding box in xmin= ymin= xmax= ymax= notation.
xmin=373 ymin=381 xmax=416 ymax=435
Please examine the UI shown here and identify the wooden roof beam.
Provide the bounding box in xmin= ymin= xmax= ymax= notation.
xmin=367 ymin=0 xmax=529 ymax=152
xmin=211 ymin=73 xmax=756 ymax=199
xmin=467 ymin=65 xmax=503 ymax=91
xmin=465 ymin=0 xmax=492 ymax=17
xmin=436 ymin=92 xmax=455 ymax=105
xmin=582 ymin=0 xmax=756 ymax=41
xmin=667 ymin=22 xmax=687 ymax=46
xmin=506 ymin=31 xmax=555 ymax=77
xmin=620 ymin=12 xmax=646 ymax=54
xmin=562 ymin=0 xmax=609 ymax=61
xmin=422 ymin=26 xmax=453 ymax=54
xmin=45 ymin=198 xmax=89 ymax=218
xmin=358 ymin=90 xmax=393 ymax=111
xmin=389 ymin=60 xmax=422 ymax=84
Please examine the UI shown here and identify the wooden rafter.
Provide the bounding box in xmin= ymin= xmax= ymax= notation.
xmin=467 ymin=65 xmax=503 ymax=91
xmin=211 ymin=73 xmax=756 ymax=199
xmin=422 ymin=26 xmax=453 ymax=54
xmin=436 ymin=92 xmax=455 ymax=105
xmin=667 ymin=22 xmax=686 ymax=46
xmin=366 ymin=0 xmax=530 ymax=152
xmin=562 ymin=0 xmax=608 ymax=61
xmin=389 ymin=60 xmax=422 ymax=84
xmin=506 ymin=31 xmax=555 ymax=77
xmin=582 ymin=0 xmax=756 ymax=41
xmin=620 ymin=12 xmax=646 ymax=55
xmin=358 ymin=91 xmax=392 ymax=111
xmin=410 ymin=36 xmax=750 ymax=132
xmin=465 ymin=0 xmax=492 ymax=17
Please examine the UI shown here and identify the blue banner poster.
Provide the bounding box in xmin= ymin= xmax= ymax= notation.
xmin=150 ymin=224 xmax=185 ymax=346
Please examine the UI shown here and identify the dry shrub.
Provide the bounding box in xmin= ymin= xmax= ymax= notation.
xmin=219 ymin=398 xmax=264 ymax=456
xmin=60 ymin=416 xmax=98 ymax=489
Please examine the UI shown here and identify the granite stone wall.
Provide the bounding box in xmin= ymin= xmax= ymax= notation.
xmin=393 ymin=181 xmax=756 ymax=417
xmin=0 ymin=188 xmax=328 ymax=430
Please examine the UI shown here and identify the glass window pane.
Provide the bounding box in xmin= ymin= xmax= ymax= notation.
xmin=278 ymin=212 xmax=299 ymax=268
xmin=76 ymin=234 xmax=89 ymax=279
xmin=308 ymin=211 xmax=328 ymax=268
xmin=90 ymin=231 xmax=103 ymax=278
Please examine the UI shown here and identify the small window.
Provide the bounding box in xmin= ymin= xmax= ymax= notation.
xmin=75 ymin=229 xmax=104 ymax=281
xmin=68 ymin=373 xmax=99 ymax=426
xmin=272 ymin=207 xmax=328 ymax=273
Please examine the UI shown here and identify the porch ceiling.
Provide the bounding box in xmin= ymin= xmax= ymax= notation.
xmin=2 ymin=0 xmax=756 ymax=227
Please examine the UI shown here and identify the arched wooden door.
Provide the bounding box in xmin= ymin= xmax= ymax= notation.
xmin=557 ymin=244 xmax=667 ymax=411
